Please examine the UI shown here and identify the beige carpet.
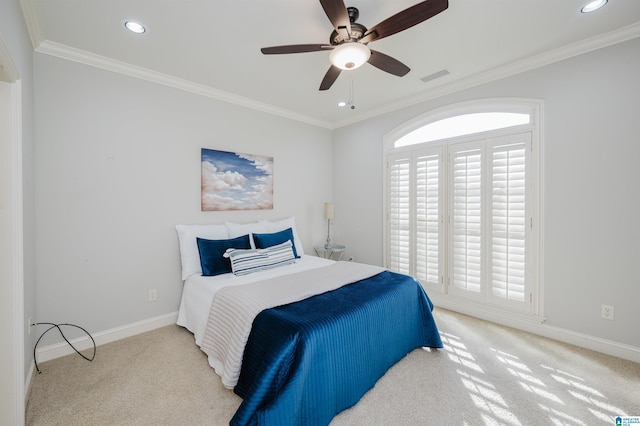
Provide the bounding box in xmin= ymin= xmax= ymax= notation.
xmin=26 ymin=308 xmax=640 ymax=425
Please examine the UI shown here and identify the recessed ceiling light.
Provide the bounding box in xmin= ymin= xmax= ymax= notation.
xmin=124 ymin=20 xmax=146 ymax=34
xmin=337 ymin=101 xmax=347 ymax=107
xmin=581 ymin=0 xmax=608 ymax=13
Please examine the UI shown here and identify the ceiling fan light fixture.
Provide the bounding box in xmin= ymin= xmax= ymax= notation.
xmin=581 ymin=0 xmax=608 ymax=13
xmin=329 ymin=43 xmax=371 ymax=70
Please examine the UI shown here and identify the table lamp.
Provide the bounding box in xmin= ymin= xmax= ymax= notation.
xmin=325 ymin=202 xmax=334 ymax=247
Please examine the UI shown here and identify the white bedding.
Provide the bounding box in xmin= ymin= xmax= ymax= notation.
xmin=202 ymin=261 xmax=385 ymax=388
xmin=177 ymin=255 xmax=334 ymax=347
xmin=176 ymin=255 xmax=384 ymax=389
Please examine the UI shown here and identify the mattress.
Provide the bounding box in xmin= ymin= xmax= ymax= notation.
xmin=176 ymin=255 xmax=334 ymax=348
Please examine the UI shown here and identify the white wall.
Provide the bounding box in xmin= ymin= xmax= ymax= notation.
xmin=333 ymin=38 xmax=640 ymax=350
xmin=33 ymin=54 xmax=333 ymax=341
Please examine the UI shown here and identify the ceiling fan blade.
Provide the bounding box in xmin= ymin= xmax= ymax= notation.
xmin=319 ymin=0 xmax=351 ymax=40
xmin=360 ymin=0 xmax=448 ymax=44
xmin=368 ymin=50 xmax=410 ymax=77
xmin=261 ymin=44 xmax=331 ymax=55
xmin=319 ymin=65 xmax=342 ymax=91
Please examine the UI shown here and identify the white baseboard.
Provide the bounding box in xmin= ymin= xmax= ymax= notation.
xmin=33 ymin=312 xmax=179 ymax=364
xmin=431 ymin=296 xmax=640 ymax=364
xmin=24 ymin=360 xmax=35 ymax=407
xmin=27 ymin=302 xmax=640 ymax=379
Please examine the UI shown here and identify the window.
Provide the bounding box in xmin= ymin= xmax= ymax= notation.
xmin=388 ymin=146 xmax=442 ymax=286
xmin=384 ymin=100 xmax=540 ymax=317
xmin=396 ymin=112 xmax=530 ymax=147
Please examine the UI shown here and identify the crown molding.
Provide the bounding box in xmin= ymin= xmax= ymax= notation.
xmin=30 ymin=16 xmax=640 ymax=131
xmin=35 ymin=40 xmax=333 ymax=129
xmin=333 ymin=21 xmax=640 ymax=129
xmin=19 ymin=0 xmax=43 ymax=50
xmin=0 ymin=33 xmax=20 ymax=82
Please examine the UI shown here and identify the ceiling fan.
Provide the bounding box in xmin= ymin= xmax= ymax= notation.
xmin=260 ymin=0 xmax=448 ymax=91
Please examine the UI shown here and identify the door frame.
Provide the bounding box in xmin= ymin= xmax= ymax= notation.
xmin=0 ymin=33 xmax=25 ymax=426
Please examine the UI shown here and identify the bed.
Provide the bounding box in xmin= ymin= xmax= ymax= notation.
xmin=176 ymin=218 xmax=442 ymax=425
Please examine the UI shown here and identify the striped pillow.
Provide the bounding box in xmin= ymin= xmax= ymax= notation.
xmin=224 ymin=240 xmax=296 ymax=276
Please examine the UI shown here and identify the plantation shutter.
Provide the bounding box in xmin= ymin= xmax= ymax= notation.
xmin=385 ymin=107 xmax=538 ymax=316
xmin=415 ymin=154 xmax=440 ymax=285
xmin=489 ymin=134 xmax=530 ymax=303
xmin=388 ymin=156 xmax=411 ymax=275
xmin=450 ymin=145 xmax=482 ymax=294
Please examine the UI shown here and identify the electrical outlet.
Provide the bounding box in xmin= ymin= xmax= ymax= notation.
xmin=148 ymin=289 xmax=158 ymax=302
xmin=601 ymin=304 xmax=614 ymax=320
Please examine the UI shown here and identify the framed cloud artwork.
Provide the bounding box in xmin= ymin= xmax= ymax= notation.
xmin=201 ymin=148 xmax=274 ymax=211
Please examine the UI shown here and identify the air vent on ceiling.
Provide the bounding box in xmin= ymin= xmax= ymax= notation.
xmin=420 ymin=69 xmax=450 ymax=83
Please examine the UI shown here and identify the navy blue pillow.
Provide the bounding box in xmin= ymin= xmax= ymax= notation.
xmin=197 ymin=234 xmax=251 ymax=276
xmin=253 ymin=228 xmax=299 ymax=258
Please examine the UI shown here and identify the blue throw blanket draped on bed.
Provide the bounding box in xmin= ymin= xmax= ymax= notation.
xmin=231 ymin=270 xmax=443 ymax=426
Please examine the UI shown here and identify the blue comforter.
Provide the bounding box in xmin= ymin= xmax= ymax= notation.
xmin=231 ymin=270 xmax=443 ymax=425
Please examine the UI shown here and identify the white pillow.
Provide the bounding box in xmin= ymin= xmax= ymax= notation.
xmin=224 ymin=240 xmax=296 ymax=276
xmin=225 ymin=220 xmax=268 ymax=248
xmin=175 ymin=224 xmax=229 ymax=280
xmin=267 ymin=217 xmax=305 ymax=256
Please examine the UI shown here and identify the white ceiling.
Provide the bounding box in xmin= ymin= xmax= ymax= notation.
xmin=20 ymin=0 xmax=640 ymax=128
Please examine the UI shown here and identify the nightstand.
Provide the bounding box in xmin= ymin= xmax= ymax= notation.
xmin=314 ymin=244 xmax=345 ymax=261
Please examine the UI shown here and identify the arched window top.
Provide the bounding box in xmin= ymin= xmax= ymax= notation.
xmin=395 ymin=112 xmax=530 ymax=147
xmin=386 ymin=98 xmax=540 ymax=150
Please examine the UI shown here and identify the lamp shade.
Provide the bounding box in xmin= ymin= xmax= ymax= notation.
xmin=329 ymin=43 xmax=371 ymax=70
xmin=325 ymin=202 xmax=335 ymax=220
